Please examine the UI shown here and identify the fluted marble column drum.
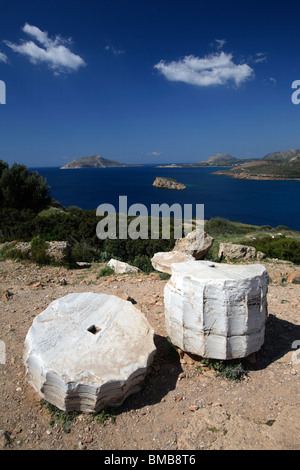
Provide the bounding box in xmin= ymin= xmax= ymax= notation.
xmin=164 ymin=261 xmax=269 ymax=360
xmin=24 ymin=293 xmax=156 ymax=413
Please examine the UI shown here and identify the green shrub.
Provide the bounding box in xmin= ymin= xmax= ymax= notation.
xmin=199 ymin=358 xmax=247 ymax=381
xmin=0 ymin=162 xmax=51 ymax=211
xmin=97 ymin=265 xmax=115 ymax=278
xmin=132 ymin=254 xmax=154 ymax=273
xmin=71 ymin=241 xmax=102 ymax=263
xmin=240 ymin=235 xmax=300 ymax=264
xmin=204 ymin=217 xmax=253 ymax=235
xmin=159 ymin=272 xmax=171 ymax=280
xmin=41 ymin=400 xmax=78 ymax=433
xmin=30 ymin=235 xmax=50 ymax=265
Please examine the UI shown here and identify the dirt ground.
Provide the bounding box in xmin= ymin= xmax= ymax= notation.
xmin=0 ymin=257 xmax=299 ymax=451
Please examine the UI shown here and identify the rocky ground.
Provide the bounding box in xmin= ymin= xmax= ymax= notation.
xmin=0 ymin=257 xmax=299 ymax=451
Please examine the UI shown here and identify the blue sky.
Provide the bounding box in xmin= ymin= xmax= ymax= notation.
xmin=1 ymin=0 xmax=300 ymax=166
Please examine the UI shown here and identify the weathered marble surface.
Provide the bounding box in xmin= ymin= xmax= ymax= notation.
xmin=24 ymin=293 xmax=156 ymax=412
xmin=173 ymin=230 xmax=214 ymax=260
xmin=218 ymin=242 xmax=257 ymax=261
xmin=108 ymin=258 xmax=140 ymax=274
xmin=151 ymin=251 xmax=195 ymax=274
xmin=164 ymin=261 xmax=269 ymax=359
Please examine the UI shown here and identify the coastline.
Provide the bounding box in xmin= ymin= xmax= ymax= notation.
xmin=213 ymin=170 xmax=300 ymax=181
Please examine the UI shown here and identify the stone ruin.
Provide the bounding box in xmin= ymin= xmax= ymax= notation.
xmin=24 ymin=292 xmax=156 ymax=413
xmin=164 ymin=260 xmax=269 ymax=360
xmin=23 ymin=260 xmax=270 ymax=412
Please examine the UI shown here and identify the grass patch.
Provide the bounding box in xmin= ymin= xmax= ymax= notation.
xmin=239 ymin=235 xmax=300 ymax=264
xmin=89 ymin=407 xmax=116 ymax=425
xmin=41 ymin=400 xmax=78 ymax=433
xmin=159 ymin=272 xmax=171 ymax=280
xmin=197 ymin=358 xmax=247 ymax=382
xmin=97 ymin=265 xmax=115 ymax=278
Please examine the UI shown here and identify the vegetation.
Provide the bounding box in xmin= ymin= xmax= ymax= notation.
xmin=239 ymin=235 xmax=300 ymax=265
xmin=0 ymin=161 xmax=51 ymax=210
xmin=196 ymin=358 xmax=247 ymax=382
xmin=204 ymin=217 xmax=258 ymax=235
xmin=0 ymin=160 xmax=176 ymax=271
xmin=97 ymin=265 xmax=115 ymax=277
xmin=30 ymin=235 xmax=50 ymax=265
xmin=41 ymin=400 xmax=78 ymax=434
xmin=0 ymin=160 xmax=299 ymax=270
xmin=89 ymin=408 xmax=116 ymax=425
xmin=233 ymin=159 xmax=300 ymax=179
xmin=204 ymin=217 xmax=300 ymax=265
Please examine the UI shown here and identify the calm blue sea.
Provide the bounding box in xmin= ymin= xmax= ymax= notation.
xmin=32 ymin=165 xmax=300 ymax=231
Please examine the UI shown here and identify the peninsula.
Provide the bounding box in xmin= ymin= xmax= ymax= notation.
xmin=213 ymin=149 xmax=300 ymax=180
xmin=61 ymin=154 xmax=132 ymax=169
xmin=156 ymin=149 xmax=300 ymax=180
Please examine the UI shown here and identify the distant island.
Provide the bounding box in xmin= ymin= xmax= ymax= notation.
xmin=157 ymin=149 xmax=300 ymax=180
xmin=152 ymin=176 xmax=186 ymax=190
xmin=157 ymin=153 xmax=253 ymax=168
xmin=213 ymin=149 xmax=300 ymax=180
xmin=61 ymin=154 xmax=134 ymax=169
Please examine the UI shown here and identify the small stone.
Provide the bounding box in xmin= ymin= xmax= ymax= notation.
xmin=188 ymin=405 xmax=199 ymax=412
xmin=175 ymin=394 xmax=184 ymax=402
xmin=107 ymin=259 xmax=140 ymax=274
xmin=0 ymin=430 xmax=10 ymax=449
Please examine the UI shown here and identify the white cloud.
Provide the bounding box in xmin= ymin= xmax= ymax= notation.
xmin=0 ymin=51 xmax=8 ymax=63
xmin=154 ymin=51 xmax=254 ymax=87
xmin=215 ymin=39 xmax=226 ymax=50
xmin=148 ymin=151 xmax=161 ymax=156
xmin=105 ymin=44 xmax=124 ymax=56
xmin=253 ymin=52 xmax=267 ymax=63
xmin=5 ymin=23 xmax=85 ymax=74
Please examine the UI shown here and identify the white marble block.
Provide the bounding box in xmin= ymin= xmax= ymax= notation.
xmin=164 ymin=261 xmax=269 ymax=360
xmin=24 ymin=293 xmax=156 ymax=413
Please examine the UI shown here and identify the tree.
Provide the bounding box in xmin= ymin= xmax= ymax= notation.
xmin=0 ymin=162 xmax=51 ymax=211
xmin=0 ymin=160 xmax=8 ymax=177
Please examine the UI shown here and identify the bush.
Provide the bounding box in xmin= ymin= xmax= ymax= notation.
xmin=30 ymin=235 xmax=50 ymax=265
xmin=0 ymin=162 xmax=51 ymax=211
xmin=198 ymin=358 xmax=247 ymax=381
xmin=97 ymin=265 xmax=115 ymax=278
xmin=132 ymin=254 xmax=154 ymax=273
xmin=204 ymin=217 xmax=252 ymax=235
xmin=241 ymin=235 xmax=300 ymax=264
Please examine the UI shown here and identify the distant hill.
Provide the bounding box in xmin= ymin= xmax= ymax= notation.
xmin=199 ymin=153 xmax=239 ymax=165
xmin=214 ymin=149 xmax=300 ymax=180
xmin=261 ymin=149 xmax=300 ymax=161
xmin=157 ymin=153 xmax=252 ymax=168
xmin=61 ymin=155 xmax=131 ymax=169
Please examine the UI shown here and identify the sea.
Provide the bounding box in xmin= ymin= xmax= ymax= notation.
xmin=32 ymin=165 xmax=300 ymax=231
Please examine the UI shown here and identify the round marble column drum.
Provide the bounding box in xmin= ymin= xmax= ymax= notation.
xmin=164 ymin=261 xmax=269 ymax=360
xmin=24 ymin=292 xmax=156 ymax=412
